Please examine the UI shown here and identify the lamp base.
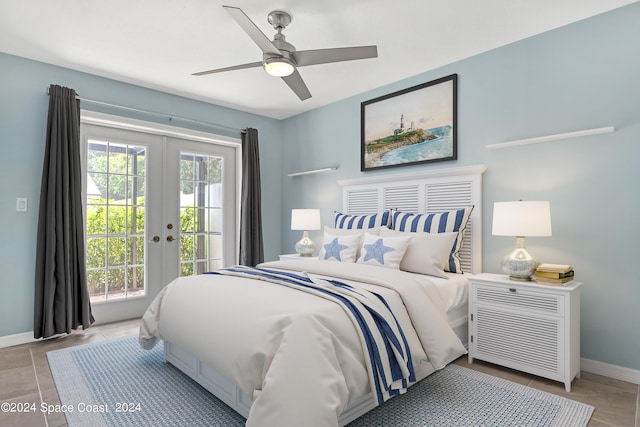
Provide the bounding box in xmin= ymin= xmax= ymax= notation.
xmin=501 ymin=237 xmax=539 ymax=281
xmin=507 ymin=275 xmax=534 ymax=282
xmin=295 ymin=230 xmax=314 ymax=257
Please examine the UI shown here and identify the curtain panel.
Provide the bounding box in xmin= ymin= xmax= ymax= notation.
xmin=238 ymin=128 xmax=264 ymax=266
xmin=34 ymin=84 xmax=94 ymax=339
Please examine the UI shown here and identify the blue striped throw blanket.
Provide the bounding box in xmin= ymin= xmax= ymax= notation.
xmin=209 ymin=266 xmax=416 ymax=405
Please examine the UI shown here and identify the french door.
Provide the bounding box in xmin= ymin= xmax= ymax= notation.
xmin=81 ymin=119 xmax=238 ymax=324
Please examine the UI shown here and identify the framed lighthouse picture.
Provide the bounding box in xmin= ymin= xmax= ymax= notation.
xmin=361 ymin=74 xmax=457 ymax=171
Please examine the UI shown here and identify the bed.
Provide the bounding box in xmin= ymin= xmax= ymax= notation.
xmin=139 ymin=165 xmax=486 ymax=427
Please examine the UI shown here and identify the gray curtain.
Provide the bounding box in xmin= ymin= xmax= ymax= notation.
xmin=238 ymin=128 xmax=264 ymax=266
xmin=34 ymin=84 xmax=94 ymax=339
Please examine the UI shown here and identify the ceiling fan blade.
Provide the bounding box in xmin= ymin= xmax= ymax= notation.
xmin=192 ymin=61 xmax=263 ymax=76
xmin=281 ymin=70 xmax=312 ymax=101
xmin=223 ymin=5 xmax=281 ymax=56
xmin=294 ymin=45 xmax=378 ymax=67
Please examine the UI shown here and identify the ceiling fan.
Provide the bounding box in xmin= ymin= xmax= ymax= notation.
xmin=192 ymin=6 xmax=378 ymax=101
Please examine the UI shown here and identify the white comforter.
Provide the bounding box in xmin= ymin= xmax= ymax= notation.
xmin=139 ymin=260 xmax=466 ymax=427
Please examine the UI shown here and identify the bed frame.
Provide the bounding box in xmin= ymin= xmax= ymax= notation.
xmin=165 ymin=164 xmax=487 ymax=425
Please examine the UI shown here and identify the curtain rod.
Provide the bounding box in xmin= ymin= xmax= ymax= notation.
xmin=46 ymin=87 xmax=242 ymax=134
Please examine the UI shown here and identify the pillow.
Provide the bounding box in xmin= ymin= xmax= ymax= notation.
xmin=356 ymin=233 xmax=412 ymax=270
xmin=379 ymin=228 xmax=457 ymax=279
xmin=323 ymin=225 xmax=382 ymax=236
xmin=334 ymin=210 xmax=391 ymax=229
xmin=318 ymin=232 xmax=362 ymax=263
xmin=392 ymin=207 xmax=473 ymax=273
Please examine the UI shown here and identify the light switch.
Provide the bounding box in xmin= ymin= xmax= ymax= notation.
xmin=16 ymin=197 xmax=28 ymax=212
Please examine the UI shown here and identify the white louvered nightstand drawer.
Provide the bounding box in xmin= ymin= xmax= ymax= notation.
xmin=468 ymin=273 xmax=582 ymax=392
xmin=474 ymin=283 xmax=564 ymax=316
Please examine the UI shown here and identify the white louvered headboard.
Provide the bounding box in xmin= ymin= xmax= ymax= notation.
xmin=338 ymin=165 xmax=487 ymax=274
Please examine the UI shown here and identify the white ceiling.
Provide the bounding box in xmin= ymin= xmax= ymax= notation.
xmin=1 ymin=0 xmax=636 ymax=119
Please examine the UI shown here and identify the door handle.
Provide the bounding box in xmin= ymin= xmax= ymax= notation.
xmin=150 ymin=235 xmax=160 ymax=243
xmin=166 ymin=235 xmax=176 ymax=242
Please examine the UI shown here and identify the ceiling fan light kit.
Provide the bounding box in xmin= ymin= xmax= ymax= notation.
xmin=264 ymin=57 xmax=295 ymax=77
xmin=193 ymin=6 xmax=378 ymax=100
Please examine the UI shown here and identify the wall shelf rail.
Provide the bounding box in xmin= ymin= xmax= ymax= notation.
xmin=485 ymin=126 xmax=614 ymax=150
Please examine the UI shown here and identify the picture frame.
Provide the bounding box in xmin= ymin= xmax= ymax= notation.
xmin=361 ymin=74 xmax=457 ymax=171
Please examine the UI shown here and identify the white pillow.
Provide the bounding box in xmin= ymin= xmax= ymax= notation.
xmin=379 ymin=228 xmax=457 ymax=279
xmin=318 ymin=232 xmax=362 ymax=263
xmin=356 ymin=233 xmax=412 ymax=270
xmin=323 ymin=225 xmax=382 ymax=236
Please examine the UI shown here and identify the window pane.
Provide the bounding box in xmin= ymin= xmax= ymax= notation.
xmin=127 ymin=146 xmax=145 ymax=175
xmin=87 ymin=172 xmax=105 ymax=201
xmin=179 ymin=151 xmax=225 ymax=275
xmin=107 ymin=206 xmax=126 ymax=234
xmin=180 ymin=262 xmax=194 ymax=277
xmin=204 ymin=157 xmax=223 ymax=183
xmin=127 ymin=267 xmax=145 ymax=296
xmin=86 ymin=139 xmax=147 ymax=303
xmin=108 ymin=144 xmax=128 ymax=175
xmin=87 ymin=141 xmax=107 ymax=173
xmin=127 ymin=176 xmax=145 ymax=201
xmin=86 ymin=205 xmax=106 ymax=235
xmin=209 ymin=234 xmax=223 ymax=259
xmin=180 ymin=155 xmax=194 ymax=181
xmin=180 ymin=208 xmax=195 ymax=232
xmin=107 ymin=268 xmax=126 ymax=299
xmin=107 ymin=237 xmax=126 ymax=266
xmin=127 ymin=237 xmax=144 ymax=265
xmin=127 ymin=206 xmax=144 ymax=234
xmin=108 ymin=174 xmax=126 ymax=201
xmin=86 ymin=238 xmax=106 ymax=268
xmin=209 ymin=208 xmax=222 ymax=233
xmin=87 ymin=270 xmax=106 ymax=300
xmin=180 ymin=235 xmax=194 ymax=262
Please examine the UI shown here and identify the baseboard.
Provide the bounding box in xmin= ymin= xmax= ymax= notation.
xmin=581 ymin=357 xmax=640 ymax=385
xmin=0 ymin=331 xmax=37 ymax=349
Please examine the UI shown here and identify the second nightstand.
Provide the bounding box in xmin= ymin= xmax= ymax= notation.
xmin=468 ymin=273 xmax=582 ymax=392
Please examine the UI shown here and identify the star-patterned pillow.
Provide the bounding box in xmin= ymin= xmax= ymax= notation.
xmin=318 ymin=232 xmax=362 ymax=263
xmin=356 ymin=233 xmax=412 ymax=269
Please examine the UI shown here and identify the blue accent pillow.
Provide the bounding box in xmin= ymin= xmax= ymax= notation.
xmin=334 ymin=210 xmax=391 ymax=229
xmin=392 ymin=207 xmax=473 ymax=273
xmin=356 ymin=233 xmax=412 ymax=269
xmin=318 ymin=233 xmax=362 ymax=263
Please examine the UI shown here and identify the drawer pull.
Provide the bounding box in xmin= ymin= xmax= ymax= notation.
xmin=509 ymin=288 xmax=517 ymax=293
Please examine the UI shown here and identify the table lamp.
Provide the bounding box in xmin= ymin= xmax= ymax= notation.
xmin=492 ymin=201 xmax=552 ymax=281
xmin=291 ymin=209 xmax=321 ymax=256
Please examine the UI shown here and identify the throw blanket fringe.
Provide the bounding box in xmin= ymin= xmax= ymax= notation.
xmin=209 ymin=266 xmax=416 ymax=404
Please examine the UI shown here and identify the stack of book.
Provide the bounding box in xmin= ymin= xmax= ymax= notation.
xmin=534 ymin=264 xmax=575 ymax=286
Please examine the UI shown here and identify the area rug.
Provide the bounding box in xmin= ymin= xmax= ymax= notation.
xmin=47 ymin=335 xmax=594 ymax=427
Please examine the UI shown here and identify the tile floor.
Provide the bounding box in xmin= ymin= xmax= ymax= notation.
xmin=1 ymin=318 xmax=638 ymax=427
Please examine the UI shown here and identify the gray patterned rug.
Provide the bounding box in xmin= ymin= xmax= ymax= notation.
xmin=47 ymin=335 xmax=594 ymax=426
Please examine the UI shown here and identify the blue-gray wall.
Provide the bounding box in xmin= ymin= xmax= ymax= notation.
xmin=0 ymin=53 xmax=283 ymax=338
xmin=280 ymin=3 xmax=640 ymax=371
xmin=1 ymin=3 xmax=638 ymax=372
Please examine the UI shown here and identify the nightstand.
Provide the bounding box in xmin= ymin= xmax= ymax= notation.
xmin=468 ymin=273 xmax=582 ymax=392
xmin=278 ymin=254 xmax=319 ymax=261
